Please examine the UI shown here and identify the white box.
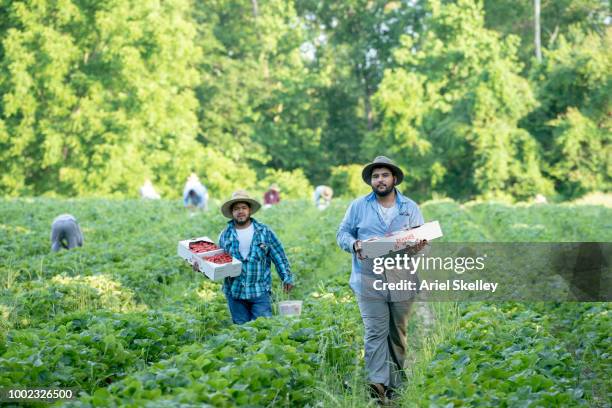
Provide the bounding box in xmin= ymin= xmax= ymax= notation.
xmin=177 ymin=236 xmax=217 ymax=264
xmin=177 ymin=237 xmax=242 ymax=281
xmin=194 ymin=249 xmax=242 ymax=281
xmin=278 ymin=300 xmax=303 ymax=317
xmin=361 ymin=221 xmax=443 ymax=259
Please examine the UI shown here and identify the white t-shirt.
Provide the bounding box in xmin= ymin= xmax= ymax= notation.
xmin=236 ymin=223 xmax=255 ymax=259
xmin=377 ymin=202 xmax=398 ymax=228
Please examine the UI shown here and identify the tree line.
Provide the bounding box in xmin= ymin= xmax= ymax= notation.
xmin=0 ymin=0 xmax=609 ymax=200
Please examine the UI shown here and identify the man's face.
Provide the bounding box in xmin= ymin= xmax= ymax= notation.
xmin=371 ymin=167 xmax=396 ymax=197
xmin=232 ymin=202 xmax=251 ymax=225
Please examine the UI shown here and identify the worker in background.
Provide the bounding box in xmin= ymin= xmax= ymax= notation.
xmin=314 ymin=185 xmax=334 ymax=210
xmin=183 ymin=173 xmax=208 ymax=211
xmin=263 ymin=184 xmax=281 ymax=209
xmin=51 ymin=214 xmax=84 ymax=252
xmin=139 ymin=179 xmax=161 ymax=199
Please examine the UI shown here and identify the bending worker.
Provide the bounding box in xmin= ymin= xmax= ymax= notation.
xmin=313 ymin=185 xmax=333 ymax=209
xmin=140 ymin=179 xmax=161 ymax=199
xmin=183 ymin=173 xmax=208 ymax=211
xmin=51 ymin=214 xmax=84 ymax=252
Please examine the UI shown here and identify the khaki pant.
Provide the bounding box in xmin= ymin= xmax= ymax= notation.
xmin=357 ymin=297 xmax=415 ymax=388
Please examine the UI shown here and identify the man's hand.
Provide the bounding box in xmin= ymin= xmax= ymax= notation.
xmin=192 ymin=261 xmax=200 ymax=273
xmin=353 ymin=240 xmax=365 ymax=260
xmin=283 ymin=282 xmax=294 ymax=293
xmin=408 ymin=239 xmax=428 ymax=255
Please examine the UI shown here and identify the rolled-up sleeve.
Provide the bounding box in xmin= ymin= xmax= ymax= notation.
xmin=337 ymin=201 xmax=358 ymax=254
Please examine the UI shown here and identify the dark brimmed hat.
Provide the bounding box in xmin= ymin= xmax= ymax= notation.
xmin=221 ymin=190 xmax=261 ymax=218
xmin=361 ymin=156 xmax=404 ymax=185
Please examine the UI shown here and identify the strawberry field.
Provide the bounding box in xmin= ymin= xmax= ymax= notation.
xmin=0 ymin=198 xmax=610 ymax=407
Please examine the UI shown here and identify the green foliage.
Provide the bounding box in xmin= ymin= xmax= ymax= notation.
xmin=295 ymin=0 xmax=428 ymax=180
xmin=0 ymin=198 xmax=610 ymax=405
xmin=8 ymin=275 xmax=143 ymax=329
xmin=256 ymin=168 xmax=313 ymax=200
xmin=0 ymin=0 xmax=606 ymax=202
xmin=369 ymin=0 xmax=553 ymax=201
xmin=0 ymin=310 xmax=217 ymax=390
xmin=193 ymin=147 xmax=257 ymax=200
xmin=483 ymin=0 xmax=610 ymax=69
xmin=542 ymin=303 xmax=612 ymax=405
xmin=194 ymin=0 xmax=329 ymax=183
xmin=0 ymin=0 xmax=201 ymax=197
xmin=550 ymin=108 xmax=611 ymax=196
xmin=413 ymin=303 xmax=589 ymax=406
xmin=328 ymin=164 xmax=370 ymax=198
xmin=523 ymin=28 xmax=611 ymax=198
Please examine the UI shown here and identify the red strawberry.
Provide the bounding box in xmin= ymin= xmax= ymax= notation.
xmin=189 ymin=240 xmax=220 ymax=253
xmin=204 ymin=253 xmax=233 ymax=264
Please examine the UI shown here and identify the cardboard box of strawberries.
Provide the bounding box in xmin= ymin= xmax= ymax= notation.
xmin=361 ymin=221 xmax=443 ymax=259
xmin=177 ymin=237 xmax=242 ymax=281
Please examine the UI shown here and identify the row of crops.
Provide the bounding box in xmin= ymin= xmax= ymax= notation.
xmin=0 ymin=198 xmax=610 ymax=406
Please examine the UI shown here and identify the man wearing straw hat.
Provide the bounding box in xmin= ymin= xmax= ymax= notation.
xmin=336 ymin=156 xmax=427 ymax=403
xmin=214 ymin=190 xmax=294 ymax=324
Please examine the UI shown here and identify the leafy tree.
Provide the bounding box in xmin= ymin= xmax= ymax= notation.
xmin=192 ymin=0 xmax=269 ymax=165
xmin=256 ymin=168 xmax=312 ymax=199
xmin=328 ymin=164 xmax=371 ymax=198
xmin=0 ymin=0 xmax=605 ymax=201
xmin=523 ymin=27 xmax=611 ymax=197
xmin=296 ymin=0 xmax=428 ymax=175
xmin=195 ymin=147 xmax=257 ymax=200
xmin=369 ymin=0 xmax=553 ymax=201
xmin=0 ymin=0 xmax=201 ymax=197
xmin=483 ymin=0 xmax=610 ymax=69
xmin=193 ymin=0 xmax=327 ymax=181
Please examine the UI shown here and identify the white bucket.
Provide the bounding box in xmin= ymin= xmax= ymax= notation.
xmin=278 ymin=300 xmax=303 ymax=317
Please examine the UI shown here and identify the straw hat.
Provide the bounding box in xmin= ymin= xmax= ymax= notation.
xmin=221 ymin=190 xmax=262 ymax=218
xmin=270 ymin=184 xmax=280 ymax=192
xmin=361 ymin=156 xmax=404 ymax=185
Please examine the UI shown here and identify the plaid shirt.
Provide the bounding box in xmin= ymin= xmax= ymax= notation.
xmin=219 ymin=218 xmax=292 ymax=299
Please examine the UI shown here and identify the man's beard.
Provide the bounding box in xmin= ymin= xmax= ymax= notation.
xmin=372 ymin=183 xmax=394 ymax=197
xmin=234 ymin=217 xmax=249 ymax=226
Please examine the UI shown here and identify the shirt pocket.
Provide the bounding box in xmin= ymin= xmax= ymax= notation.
xmin=251 ymin=242 xmax=269 ymax=260
xmin=389 ymin=215 xmax=411 ymax=231
xmin=249 ymin=242 xmax=269 ymax=282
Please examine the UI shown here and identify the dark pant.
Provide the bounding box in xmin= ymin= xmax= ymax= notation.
xmin=225 ymin=292 xmax=272 ymax=324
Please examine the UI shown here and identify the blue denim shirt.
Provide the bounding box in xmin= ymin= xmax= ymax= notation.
xmin=336 ymin=189 xmax=424 ymax=296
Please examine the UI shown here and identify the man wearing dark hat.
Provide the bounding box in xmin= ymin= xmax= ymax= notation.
xmin=336 ymin=156 xmax=426 ymax=403
xmin=212 ymin=190 xmax=293 ymax=324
